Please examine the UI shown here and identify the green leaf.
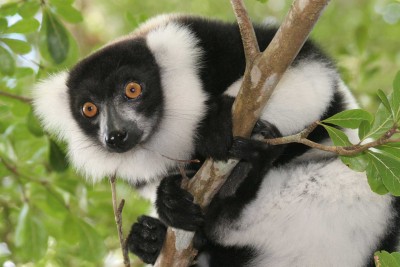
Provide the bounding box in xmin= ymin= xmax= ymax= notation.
xmin=322 ymin=109 xmax=373 ymax=129
xmin=340 ymin=152 xmax=369 ymax=172
xmin=78 ymin=220 xmax=106 ymax=261
xmin=45 ymin=188 xmax=67 ymax=213
xmin=49 ymin=0 xmax=75 ymax=5
xmin=1 ymin=38 xmax=31 ymax=54
xmin=0 ymin=45 xmax=15 ymax=75
xmin=40 ymin=9 xmax=70 ymax=64
xmin=18 ymin=1 xmax=41 ymax=18
xmin=15 ymin=204 xmax=48 ymax=261
xmin=53 ymin=3 xmax=83 ymax=23
xmin=377 ymin=89 xmax=392 ymax=114
xmin=364 ymin=101 xmax=394 ymax=140
xmin=15 ymin=67 xmax=35 ymax=78
xmin=391 ymin=71 xmax=400 ymax=121
xmin=62 ymin=214 xmax=81 ymax=244
xmin=0 ymin=3 xmax=18 ymax=16
xmin=378 ymin=143 xmax=400 ymax=159
xmin=15 ymin=204 xmax=30 ymax=247
xmin=28 ymin=183 xmax=67 ymax=219
xmin=359 ymin=120 xmax=372 ymax=141
xmin=5 ymin=18 xmax=40 ymax=34
xmin=375 ymin=251 xmax=400 ymax=267
xmin=392 ymin=252 xmax=400 ymax=265
xmin=367 ymin=151 xmax=400 ymax=196
xmin=49 ymin=139 xmax=68 ymax=172
xmin=0 ymin=18 xmax=7 ymax=32
xmin=27 ymin=109 xmax=44 ymax=137
xmin=366 ymin=155 xmax=389 ymax=195
xmin=322 ymin=124 xmax=352 ymax=146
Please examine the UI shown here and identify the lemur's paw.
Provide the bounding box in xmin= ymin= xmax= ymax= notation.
xmin=127 ymin=216 xmax=166 ymax=264
xmin=156 ymin=175 xmax=204 ymax=231
xmin=230 ymin=120 xmax=285 ymax=162
xmin=253 ymin=120 xmax=282 ymax=139
xmin=229 ymin=137 xmax=262 ymax=161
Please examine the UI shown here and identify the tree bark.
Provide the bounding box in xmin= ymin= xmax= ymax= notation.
xmin=154 ymin=1 xmax=330 ymax=266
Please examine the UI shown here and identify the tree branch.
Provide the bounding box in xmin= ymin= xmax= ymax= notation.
xmin=230 ymin=0 xmax=259 ymax=63
xmin=0 ymin=156 xmax=29 ymax=203
xmin=266 ymin=122 xmax=400 ymax=156
xmin=110 ymin=175 xmax=130 ymax=267
xmin=154 ymin=0 xmax=330 ymax=266
xmin=0 ymin=90 xmax=32 ymax=104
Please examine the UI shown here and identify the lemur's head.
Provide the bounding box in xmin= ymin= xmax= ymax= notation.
xmin=32 ymin=17 xmax=207 ymax=183
xmin=67 ymin=39 xmax=162 ymax=154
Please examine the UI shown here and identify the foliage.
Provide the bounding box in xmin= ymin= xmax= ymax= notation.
xmin=375 ymin=251 xmax=400 ymax=267
xmin=321 ymin=71 xmax=400 ymax=196
xmin=0 ymin=1 xmax=149 ymax=266
xmin=0 ymin=0 xmax=399 ymax=266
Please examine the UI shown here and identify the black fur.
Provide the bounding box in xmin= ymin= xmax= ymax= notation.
xmin=177 ymin=16 xmax=330 ymax=97
xmin=199 ymin=243 xmax=257 ymax=267
xmin=196 ymin=96 xmax=235 ymax=161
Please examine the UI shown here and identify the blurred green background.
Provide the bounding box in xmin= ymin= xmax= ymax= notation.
xmin=0 ymin=0 xmax=399 ymax=266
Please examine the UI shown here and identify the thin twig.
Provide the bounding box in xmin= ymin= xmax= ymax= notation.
xmin=265 ymin=122 xmax=400 ymax=156
xmin=0 ymin=155 xmax=74 ymax=210
xmin=0 ymin=90 xmax=32 ymax=104
xmin=374 ymin=255 xmax=381 ymax=267
xmin=140 ymin=145 xmax=200 ymax=164
xmin=0 ymin=157 xmax=29 ymax=202
xmin=110 ymin=175 xmax=130 ymax=267
xmin=18 ymin=55 xmax=46 ymax=69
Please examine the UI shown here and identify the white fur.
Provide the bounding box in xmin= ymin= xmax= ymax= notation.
xmin=213 ymin=158 xmax=393 ymax=267
xmin=144 ymin=22 xmax=207 ymax=164
xmin=225 ymin=60 xmax=339 ymax=136
xmin=32 ymin=72 xmax=74 ymax=142
xmin=32 ymin=22 xmax=207 ymax=184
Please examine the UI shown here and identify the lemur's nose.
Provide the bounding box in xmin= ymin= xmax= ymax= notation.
xmin=105 ymin=130 xmax=128 ymax=148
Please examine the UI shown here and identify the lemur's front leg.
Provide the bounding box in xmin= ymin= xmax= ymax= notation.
xmin=127 ymin=119 xmax=284 ymax=263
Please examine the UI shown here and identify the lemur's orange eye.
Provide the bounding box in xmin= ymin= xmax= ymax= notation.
xmin=125 ymin=82 xmax=142 ymax=99
xmin=82 ymin=102 xmax=98 ymax=118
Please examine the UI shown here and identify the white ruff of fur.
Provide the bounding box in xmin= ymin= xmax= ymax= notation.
xmin=32 ymin=23 xmax=206 ymax=184
xmin=215 ymin=159 xmax=393 ymax=267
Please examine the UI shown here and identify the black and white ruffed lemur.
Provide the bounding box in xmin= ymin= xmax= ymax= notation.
xmin=33 ymin=14 xmax=400 ymax=267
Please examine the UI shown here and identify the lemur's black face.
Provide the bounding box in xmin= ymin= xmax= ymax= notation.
xmin=67 ymin=39 xmax=163 ymax=153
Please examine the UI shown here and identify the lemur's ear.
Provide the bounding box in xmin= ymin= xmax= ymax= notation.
xmin=32 ymin=72 xmax=74 ymax=141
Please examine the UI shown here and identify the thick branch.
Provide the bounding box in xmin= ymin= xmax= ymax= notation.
xmin=155 ymin=1 xmax=330 ymax=266
xmin=232 ymin=0 xmax=330 ymax=137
